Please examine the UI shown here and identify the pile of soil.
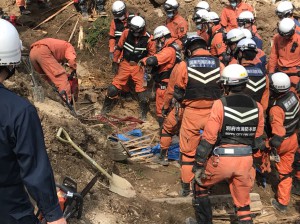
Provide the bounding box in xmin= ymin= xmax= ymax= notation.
xmin=1 ymin=0 xmax=300 ymax=223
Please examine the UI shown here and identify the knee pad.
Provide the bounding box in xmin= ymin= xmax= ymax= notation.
xmin=107 ymin=85 xmax=119 ymax=98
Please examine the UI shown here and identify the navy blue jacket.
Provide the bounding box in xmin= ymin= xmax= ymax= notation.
xmin=0 ymin=83 xmax=62 ymax=223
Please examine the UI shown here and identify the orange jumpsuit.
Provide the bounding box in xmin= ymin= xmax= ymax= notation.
xmin=16 ymin=0 xmax=25 ymax=7
xmin=269 ymin=92 xmax=300 ymax=205
xmin=268 ymin=32 xmax=300 ymax=93
xmin=209 ymin=24 xmax=226 ymax=57
xmin=109 ymin=13 xmax=131 ymax=53
xmin=176 ymin=49 xmax=224 ymax=184
xmin=160 ymin=61 xmax=186 ymax=153
xmin=141 ymin=38 xmax=177 ymax=117
xmin=30 ymin=38 xmax=77 ymax=100
xmin=220 ymin=2 xmax=254 ymax=32
xmin=166 ymin=13 xmax=188 ymax=43
xmin=112 ymin=29 xmax=156 ymax=93
xmin=195 ymin=97 xmax=264 ymax=221
xmin=197 ymin=29 xmax=209 ymax=44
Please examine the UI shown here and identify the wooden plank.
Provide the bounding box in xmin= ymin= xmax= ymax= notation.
xmin=129 ymin=153 xmax=153 ymax=160
xmin=131 ymin=149 xmax=151 ymax=156
xmin=123 ymin=138 xmax=152 ymax=147
xmin=33 ymin=1 xmax=74 ymax=30
xmin=150 ymin=193 xmax=261 ymax=209
xmin=122 ymin=133 xmax=154 ymax=144
xmin=128 ymin=145 xmax=150 ymax=152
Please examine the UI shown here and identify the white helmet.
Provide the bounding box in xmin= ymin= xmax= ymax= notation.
xmin=237 ymin=11 xmax=254 ymax=26
xmin=219 ymin=64 xmax=248 ymax=86
xmin=153 ymin=25 xmax=171 ymax=40
xmin=278 ymin=18 xmax=295 ymax=37
xmin=193 ymin=9 xmax=209 ymax=23
xmin=164 ymin=0 xmax=179 ymax=11
xmin=225 ymin=28 xmax=245 ymax=44
xmin=236 ymin=38 xmax=257 ymax=51
xmin=0 ymin=19 xmax=21 ymax=66
xmin=276 ymin=1 xmax=294 ymax=18
xmin=112 ymin=1 xmax=126 ymax=17
xmin=130 ymin=16 xmax=145 ymax=34
xmin=270 ymin=72 xmax=291 ymax=93
xmin=240 ymin=28 xmax=253 ymax=38
xmin=203 ymin=11 xmax=220 ymax=24
xmin=195 ymin=1 xmax=210 ymax=11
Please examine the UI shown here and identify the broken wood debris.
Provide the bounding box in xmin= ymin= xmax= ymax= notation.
xmin=68 ymin=17 xmax=79 ymax=42
xmin=33 ymin=1 xmax=74 ymax=30
xmin=56 ymin=13 xmax=77 ymax=33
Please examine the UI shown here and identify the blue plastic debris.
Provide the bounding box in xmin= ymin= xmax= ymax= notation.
xmin=127 ymin=129 xmax=143 ymax=137
xmin=116 ymin=134 xmax=130 ymax=141
xmin=151 ymin=143 xmax=180 ymax=161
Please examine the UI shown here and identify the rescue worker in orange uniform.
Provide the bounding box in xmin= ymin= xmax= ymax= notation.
xmin=154 ymin=60 xmax=185 ymax=166
xmin=222 ymin=28 xmax=245 ymax=65
xmin=109 ymin=1 xmax=134 ymax=60
xmin=193 ymin=9 xmax=209 ymax=44
xmin=141 ymin=25 xmax=180 ymax=126
xmin=101 ymin=16 xmax=156 ymax=119
xmin=268 ymin=18 xmax=300 ymax=95
xmin=173 ymin=35 xmax=224 ymax=196
xmin=234 ymin=38 xmax=269 ymax=111
xmin=189 ymin=64 xmax=265 ymax=224
xmin=164 ymin=0 xmax=188 ymax=44
xmin=30 ymin=38 xmax=77 ymax=102
xmin=237 ymin=11 xmax=263 ymax=50
xmin=220 ymin=0 xmax=253 ymax=32
xmin=16 ymin=0 xmax=31 ymax=14
xmin=276 ymin=1 xmax=300 ymax=32
xmin=202 ymin=11 xmax=226 ymax=58
xmin=268 ymin=72 xmax=300 ymax=212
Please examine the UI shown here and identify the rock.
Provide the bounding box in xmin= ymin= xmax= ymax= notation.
xmin=84 ymin=92 xmax=98 ymax=103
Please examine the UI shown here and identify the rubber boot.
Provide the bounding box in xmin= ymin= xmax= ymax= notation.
xmin=152 ymin=149 xmax=169 ymax=166
xmin=291 ymin=178 xmax=300 ymax=196
xmin=193 ymin=196 xmax=213 ymax=224
xmin=270 ymin=198 xmax=287 ymax=213
xmin=139 ymin=101 xmax=149 ymax=121
xmin=179 ymin=181 xmax=191 ymax=197
xmin=101 ymin=96 xmax=116 ymax=115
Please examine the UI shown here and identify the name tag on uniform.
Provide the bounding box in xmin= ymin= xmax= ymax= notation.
xmin=224 ymin=148 xmax=234 ymax=154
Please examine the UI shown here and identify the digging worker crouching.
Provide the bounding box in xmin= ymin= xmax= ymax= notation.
xmin=141 ymin=25 xmax=180 ymax=126
xmin=101 ymin=16 xmax=156 ymax=120
xmin=0 ymin=19 xmax=66 ymax=224
xmin=174 ymin=35 xmax=224 ymax=197
xmin=189 ymin=64 xmax=265 ymax=224
xmin=30 ymin=38 xmax=78 ymax=103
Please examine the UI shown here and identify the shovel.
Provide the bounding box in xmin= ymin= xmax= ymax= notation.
xmin=21 ymin=54 xmax=45 ymax=102
xmin=56 ymin=127 xmax=136 ymax=198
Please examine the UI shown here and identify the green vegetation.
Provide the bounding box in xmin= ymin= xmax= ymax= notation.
xmin=85 ymin=17 xmax=110 ymax=51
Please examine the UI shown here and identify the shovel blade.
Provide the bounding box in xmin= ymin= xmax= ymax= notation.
xmin=109 ymin=173 xmax=136 ymax=198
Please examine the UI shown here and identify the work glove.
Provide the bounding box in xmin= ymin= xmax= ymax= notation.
xmin=161 ymin=107 xmax=170 ymax=118
xmin=109 ymin=52 xmax=114 ymax=60
xmin=192 ymin=162 xmax=206 ymax=186
xmin=112 ymin=62 xmax=119 ymax=75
